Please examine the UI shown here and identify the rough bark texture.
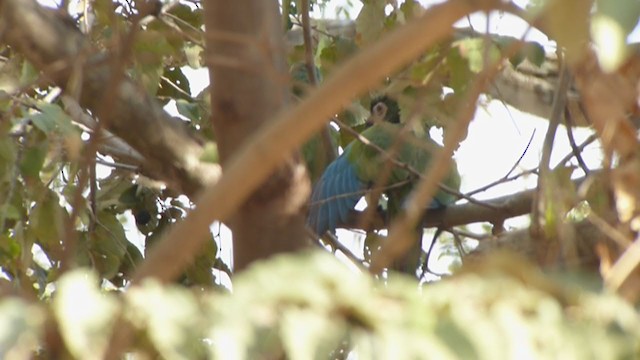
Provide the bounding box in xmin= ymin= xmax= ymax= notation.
xmin=203 ymin=0 xmax=310 ymax=271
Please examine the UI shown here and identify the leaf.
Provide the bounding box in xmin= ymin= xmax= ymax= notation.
xmin=184 ymin=44 xmax=203 ymax=69
xmin=0 ymin=234 xmax=21 ymax=261
xmin=446 ymin=45 xmax=473 ymax=93
xmin=117 ymin=184 xmax=139 ymax=207
xmin=88 ymin=210 xmax=128 ymax=279
xmin=199 ymin=142 xmax=219 ymax=164
xmin=539 ymin=0 xmax=592 ymax=64
xmin=355 ymin=0 xmax=387 ymax=45
xmin=167 ymin=4 xmax=204 ymax=31
xmin=318 ymin=37 xmax=358 ymax=71
xmin=30 ymin=102 xmax=75 ymax=135
xmin=0 ymin=298 xmax=45 ymax=358
xmin=19 ymin=141 xmax=47 ymax=180
xmin=453 ymin=38 xmax=501 ymax=74
xmin=591 ymin=0 xmax=640 ymax=71
xmin=158 ymin=67 xmax=192 ymax=101
xmin=126 ymin=280 xmax=206 ymax=359
xmin=175 ymin=99 xmax=201 ymax=122
xmin=134 ymin=30 xmax=176 ymax=65
xmin=53 ymin=270 xmax=118 ymax=360
xmin=30 ymin=189 xmax=65 ymax=252
xmin=184 ymin=238 xmax=218 ymax=287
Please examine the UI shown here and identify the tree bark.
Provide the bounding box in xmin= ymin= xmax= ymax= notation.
xmin=0 ymin=0 xmax=220 ymax=197
xmin=203 ymin=0 xmax=310 ymax=271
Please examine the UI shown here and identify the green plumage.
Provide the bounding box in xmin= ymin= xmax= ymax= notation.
xmin=307 ymin=95 xmax=461 ymax=276
xmin=346 ymin=114 xmax=460 ymax=215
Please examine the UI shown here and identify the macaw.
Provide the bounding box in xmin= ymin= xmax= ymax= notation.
xmin=306 ymin=96 xmax=461 ymax=273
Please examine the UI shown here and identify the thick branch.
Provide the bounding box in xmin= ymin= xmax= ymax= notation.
xmin=131 ymin=0 xmax=496 ymax=283
xmin=347 ymin=187 xmax=535 ymax=230
xmin=204 ymin=0 xmax=310 ymax=271
xmin=0 ymin=0 xmax=220 ymax=197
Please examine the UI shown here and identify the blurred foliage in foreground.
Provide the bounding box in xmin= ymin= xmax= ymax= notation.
xmin=1 ymin=251 xmax=638 ymax=359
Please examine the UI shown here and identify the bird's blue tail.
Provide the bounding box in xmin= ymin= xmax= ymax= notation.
xmin=307 ymin=154 xmax=365 ymax=235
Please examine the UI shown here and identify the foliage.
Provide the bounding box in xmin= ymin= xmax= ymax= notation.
xmin=1 ymin=252 xmax=639 ymax=359
xmin=1 ymin=0 xmax=640 ymax=358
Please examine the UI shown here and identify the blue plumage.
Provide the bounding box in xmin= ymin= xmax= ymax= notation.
xmin=306 ymin=96 xmax=460 ymax=243
xmin=307 ymin=146 xmax=364 ymax=235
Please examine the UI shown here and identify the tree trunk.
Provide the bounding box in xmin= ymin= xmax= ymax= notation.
xmin=203 ymin=0 xmax=310 ymax=271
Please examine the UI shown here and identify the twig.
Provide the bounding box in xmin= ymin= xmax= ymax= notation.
xmin=300 ymin=0 xmax=337 ymax=164
xmin=563 ymin=106 xmax=590 ymax=174
xmin=95 ymin=157 xmax=139 ymax=171
xmin=369 ymin=22 xmax=528 ymax=273
xmin=532 ymin=55 xmax=571 ymax=235
xmin=129 ymin=0 xmax=501 ymax=283
xmin=505 ymin=129 xmax=535 ymax=178
xmin=333 ymin=118 xmax=496 ymax=209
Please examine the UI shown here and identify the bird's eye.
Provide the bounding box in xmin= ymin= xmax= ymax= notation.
xmin=373 ymin=102 xmax=387 ymax=118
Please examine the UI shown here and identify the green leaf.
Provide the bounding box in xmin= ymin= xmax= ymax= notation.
xmin=167 ymin=4 xmax=203 ymax=30
xmin=53 ymin=270 xmax=118 ymax=360
xmin=446 ymin=45 xmax=473 ymax=92
xmin=30 ymin=103 xmax=75 ymax=134
xmin=19 ymin=141 xmax=47 ymax=180
xmin=318 ymin=37 xmax=358 ymax=71
xmin=356 ymin=0 xmax=387 ymax=45
xmin=524 ymin=42 xmax=546 ymax=67
xmin=88 ymin=210 xmax=128 ymax=279
xmin=117 ymin=184 xmax=139 ymax=207
xmin=158 ymin=67 xmax=191 ymax=101
xmin=175 ymin=99 xmax=201 ymax=122
xmin=184 ymin=44 xmax=203 ymax=69
xmin=30 ymin=190 xmax=65 ymax=251
xmin=184 ymin=239 xmax=218 ymax=286
xmin=0 ymin=234 xmax=21 ymax=261
xmin=199 ymin=142 xmax=219 ymax=164
xmin=453 ymin=38 xmax=501 ymax=74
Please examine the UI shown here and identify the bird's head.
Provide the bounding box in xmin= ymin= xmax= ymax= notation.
xmin=366 ymin=95 xmax=400 ymax=126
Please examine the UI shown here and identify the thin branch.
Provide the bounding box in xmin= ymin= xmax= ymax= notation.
xmin=0 ymin=0 xmax=221 ymax=197
xmin=532 ymin=56 xmax=571 ymax=235
xmin=563 ymin=106 xmax=590 ymax=174
xmin=130 ymin=0 xmax=494 ymax=283
xmin=369 ymin=23 xmax=535 ymax=273
xmin=505 ymin=129 xmax=535 ymax=178
xmin=301 ymin=0 xmax=337 ymax=164
xmin=333 ymin=117 xmax=495 ymax=209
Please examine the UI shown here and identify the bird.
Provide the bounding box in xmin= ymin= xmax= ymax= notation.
xmin=306 ymin=95 xmax=460 ymax=274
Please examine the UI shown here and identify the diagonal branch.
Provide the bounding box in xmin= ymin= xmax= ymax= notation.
xmin=130 ymin=0 xmax=502 ymax=283
xmin=0 ymin=0 xmax=220 ymax=197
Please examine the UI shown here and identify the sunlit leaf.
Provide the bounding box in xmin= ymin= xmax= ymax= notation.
xmin=126 ymin=280 xmax=206 ymax=359
xmin=53 ymin=270 xmax=118 ymax=360
xmin=355 ymin=0 xmax=387 ymax=45
xmin=591 ymin=0 xmax=640 ymax=73
xmin=0 ymin=298 xmax=45 ymax=359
